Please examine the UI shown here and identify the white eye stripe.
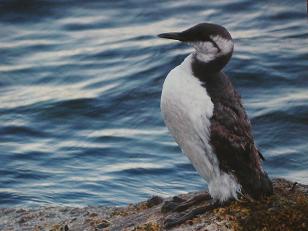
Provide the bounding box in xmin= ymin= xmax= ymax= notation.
xmin=210 ymin=35 xmax=234 ymax=55
xmin=189 ymin=36 xmax=233 ymax=63
xmin=195 ymin=41 xmax=217 ymax=52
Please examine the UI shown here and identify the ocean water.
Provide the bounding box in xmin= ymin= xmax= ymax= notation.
xmin=0 ymin=0 xmax=307 ymax=207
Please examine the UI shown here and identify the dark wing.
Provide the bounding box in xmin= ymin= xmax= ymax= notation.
xmin=204 ymin=72 xmax=270 ymax=197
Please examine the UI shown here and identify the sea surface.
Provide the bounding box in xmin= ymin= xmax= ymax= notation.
xmin=0 ymin=0 xmax=307 ymax=207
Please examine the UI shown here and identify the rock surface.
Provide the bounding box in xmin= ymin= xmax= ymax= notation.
xmin=0 ymin=178 xmax=307 ymax=231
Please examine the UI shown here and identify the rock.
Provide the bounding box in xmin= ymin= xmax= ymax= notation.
xmin=146 ymin=196 xmax=164 ymax=207
xmin=0 ymin=178 xmax=307 ymax=231
xmin=96 ymin=220 xmax=110 ymax=229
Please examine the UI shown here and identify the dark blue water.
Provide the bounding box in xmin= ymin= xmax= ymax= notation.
xmin=0 ymin=0 xmax=307 ymax=207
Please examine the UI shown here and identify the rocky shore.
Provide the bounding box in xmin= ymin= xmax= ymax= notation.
xmin=1 ymin=178 xmax=307 ymax=231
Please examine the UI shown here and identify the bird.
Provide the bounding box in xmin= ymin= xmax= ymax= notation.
xmin=159 ymin=23 xmax=273 ymax=227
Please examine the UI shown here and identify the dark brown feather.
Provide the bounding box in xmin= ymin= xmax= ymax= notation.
xmin=192 ymin=56 xmax=273 ymax=200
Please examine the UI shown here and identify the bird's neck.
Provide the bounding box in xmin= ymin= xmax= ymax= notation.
xmin=191 ymin=52 xmax=232 ymax=81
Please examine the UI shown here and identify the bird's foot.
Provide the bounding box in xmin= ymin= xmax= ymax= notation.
xmin=161 ymin=192 xmax=211 ymax=213
xmin=163 ymin=201 xmax=222 ymax=229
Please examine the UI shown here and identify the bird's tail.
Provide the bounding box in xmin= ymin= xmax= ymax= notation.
xmin=243 ymin=170 xmax=273 ymax=200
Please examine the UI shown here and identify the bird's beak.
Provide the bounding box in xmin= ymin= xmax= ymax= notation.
xmin=158 ymin=32 xmax=185 ymax=41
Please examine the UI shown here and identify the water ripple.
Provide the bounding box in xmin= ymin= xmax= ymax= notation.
xmin=0 ymin=0 xmax=307 ymax=207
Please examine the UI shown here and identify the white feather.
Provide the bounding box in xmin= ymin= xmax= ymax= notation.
xmin=189 ymin=35 xmax=234 ymax=63
xmin=161 ymin=54 xmax=241 ymax=202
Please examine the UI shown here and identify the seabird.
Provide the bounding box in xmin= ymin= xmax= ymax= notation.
xmin=159 ymin=23 xmax=273 ymax=227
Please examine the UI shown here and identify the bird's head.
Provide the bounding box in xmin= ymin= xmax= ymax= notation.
xmin=158 ymin=23 xmax=234 ymax=65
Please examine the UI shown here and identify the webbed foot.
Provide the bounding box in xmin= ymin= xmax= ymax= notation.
xmin=163 ymin=203 xmax=217 ymax=228
xmin=161 ymin=192 xmax=211 ymax=213
xmin=163 ymin=198 xmax=232 ymax=229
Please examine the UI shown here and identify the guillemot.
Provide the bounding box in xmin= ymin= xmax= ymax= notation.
xmin=159 ymin=23 xmax=273 ymax=227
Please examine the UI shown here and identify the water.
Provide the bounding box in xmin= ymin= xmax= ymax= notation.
xmin=0 ymin=0 xmax=307 ymax=207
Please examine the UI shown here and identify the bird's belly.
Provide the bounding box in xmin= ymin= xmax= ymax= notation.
xmin=160 ymin=65 xmax=217 ymax=182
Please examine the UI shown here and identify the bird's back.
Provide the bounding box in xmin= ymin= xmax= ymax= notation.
xmin=200 ymin=71 xmax=273 ymax=199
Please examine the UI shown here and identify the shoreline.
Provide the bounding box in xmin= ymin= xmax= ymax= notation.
xmin=1 ymin=178 xmax=307 ymax=231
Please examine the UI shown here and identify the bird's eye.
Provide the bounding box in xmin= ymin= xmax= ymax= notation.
xmin=208 ymin=38 xmax=221 ymax=52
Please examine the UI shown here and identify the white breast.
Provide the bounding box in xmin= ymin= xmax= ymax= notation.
xmin=161 ymin=54 xmax=241 ymax=202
